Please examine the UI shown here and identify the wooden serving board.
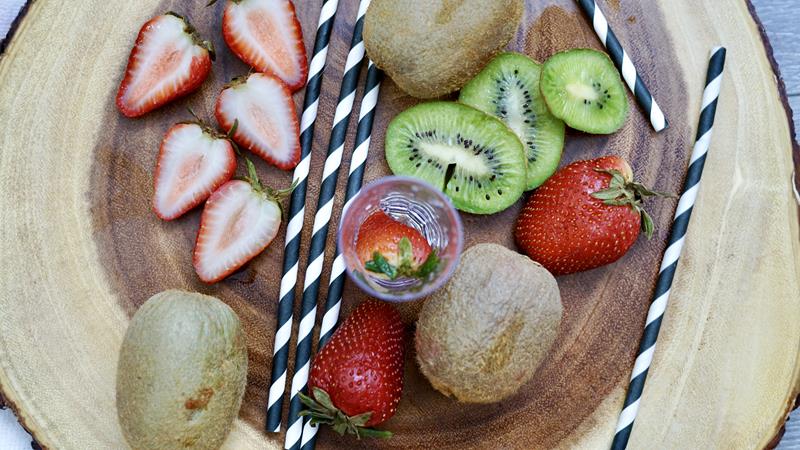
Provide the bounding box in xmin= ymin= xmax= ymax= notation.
xmin=0 ymin=0 xmax=798 ymax=448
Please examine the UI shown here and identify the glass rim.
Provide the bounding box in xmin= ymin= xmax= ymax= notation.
xmin=337 ymin=176 xmax=464 ymax=302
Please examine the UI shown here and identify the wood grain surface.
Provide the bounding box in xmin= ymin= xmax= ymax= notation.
xmin=0 ymin=0 xmax=798 ymax=449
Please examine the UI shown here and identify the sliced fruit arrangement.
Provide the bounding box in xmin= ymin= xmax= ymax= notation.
xmin=216 ymin=73 xmax=301 ymax=170
xmin=216 ymin=0 xmax=308 ymax=92
xmin=193 ymin=159 xmax=291 ymax=283
xmin=540 ymin=48 xmax=629 ymax=134
xmin=460 ymin=52 xmax=565 ymax=191
xmin=152 ymin=119 xmax=237 ymax=221
xmin=385 ymin=102 xmax=527 ymax=215
xmin=515 ymin=156 xmax=670 ymax=275
xmin=355 ymin=211 xmax=439 ymax=281
xmin=116 ymin=13 xmax=214 ymax=118
xmin=300 ymin=300 xmax=406 ymax=439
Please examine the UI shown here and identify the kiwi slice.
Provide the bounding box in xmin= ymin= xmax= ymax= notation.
xmin=540 ymin=48 xmax=629 ymax=134
xmin=385 ymin=102 xmax=527 ymax=215
xmin=460 ymin=52 xmax=565 ymax=190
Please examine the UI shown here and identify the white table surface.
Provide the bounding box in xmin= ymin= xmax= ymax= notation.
xmin=0 ymin=0 xmax=797 ymax=448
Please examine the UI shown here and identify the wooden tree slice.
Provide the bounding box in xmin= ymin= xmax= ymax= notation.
xmin=0 ymin=0 xmax=798 ymax=449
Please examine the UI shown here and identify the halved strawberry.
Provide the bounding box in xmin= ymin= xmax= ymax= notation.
xmin=215 ymin=73 xmax=301 ymax=170
xmin=355 ymin=211 xmax=438 ymax=280
xmin=116 ymin=13 xmax=214 ymax=118
xmin=193 ymin=160 xmax=290 ymax=283
xmin=218 ymin=0 xmax=308 ymax=91
xmin=152 ymin=121 xmax=237 ymax=221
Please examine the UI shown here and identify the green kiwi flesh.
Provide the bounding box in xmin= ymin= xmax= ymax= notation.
xmin=460 ymin=52 xmax=565 ymax=190
xmin=540 ymin=49 xmax=629 ymax=134
xmin=385 ymin=102 xmax=527 ymax=215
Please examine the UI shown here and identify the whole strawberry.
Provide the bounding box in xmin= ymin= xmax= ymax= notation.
xmin=299 ymin=300 xmax=406 ymax=439
xmin=515 ymin=156 xmax=669 ymax=275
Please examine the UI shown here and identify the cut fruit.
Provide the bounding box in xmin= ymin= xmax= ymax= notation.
xmin=116 ymin=13 xmax=214 ymax=118
xmin=192 ymin=175 xmax=283 ymax=284
xmin=152 ymin=123 xmax=237 ymax=221
xmin=215 ymin=73 xmax=301 ymax=170
xmin=540 ymin=49 xmax=629 ymax=134
xmin=385 ymin=102 xmax=527 ymax=215
xmin=460 ymin=52 xmax=565 ymax=190
xmin=221 ymin=0 xmax=308 ymax=92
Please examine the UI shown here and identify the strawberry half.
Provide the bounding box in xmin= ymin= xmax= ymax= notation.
xmin=153 ymin=121 xmax=237 ymax=221
xmin=218 ymin=0 xmax=308 ymax=91
xmin=515 ymin=156 xmax=671 ymax=275
xmin=215 ymin=73 xmax=301 ymax=170
xmin=193 ymin=159 xmax=290 ymax=283
xmin=116 ymin=13 xmax=214 ymax=118
xmin=300 ymin=300 xmax=405 ymax=438
xmin=355 ymin=211 xmax=438 ymax=280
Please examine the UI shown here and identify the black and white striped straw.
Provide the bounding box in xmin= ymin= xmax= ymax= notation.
xmin=284 ymin=2 xmax=372 ymax=448
xmin=611 ymin=46 xmax=726 ymax=450
xmin=299 ymin=61 xmax=383 ymax=450
xmin=576 ymin=0 xmax=668 ymax=132
xmin=266 ymin=0 xmax=339 ymax=433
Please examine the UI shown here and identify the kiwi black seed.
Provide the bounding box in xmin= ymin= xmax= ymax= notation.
xmin=540 ymin=48 xmax=629 ymax=134
xmin=460 ymin=52 xmax=565 ymax=190
xmin=385 ymin=102 xmax=527 ymax=215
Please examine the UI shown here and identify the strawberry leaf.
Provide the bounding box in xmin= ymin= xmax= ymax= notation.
xmin=332 ymin=422 xmax=348 ymax=435
xmin=640 ymin=209 xmax=655 ymax=239
xmin=298 ymin=388 xmax=393 ymax=440
xmin=397 ymin=237 xmax=414 ymax=266
xmin=414 ymin=251 xmax=440 ymax=279
xmin=312 ymin=387 xmax=335 ymax=410
xmin=357 ymin=428 xmax=393 ymax=439
xmin=365 ymin=252 xmax=398 ymax=279
xmin=243 ymin=158 xmax=264 ymax=192
xmin=591 ymin=188 xmax=624 ymax=201
xmin=630 ymin=182 xmax=677 ymax=199
xmin=349 ymin=412 xmax=373 ymax=427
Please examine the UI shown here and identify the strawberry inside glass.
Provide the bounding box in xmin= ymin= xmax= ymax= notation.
xmin=355 ymin=211 xmax=440 ymax=282
xmin=338 ymin=176 xmax=463 ymax=302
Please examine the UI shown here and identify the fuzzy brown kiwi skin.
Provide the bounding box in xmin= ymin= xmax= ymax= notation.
xmin=116 ymin=290 xmax=248 ymax=450
xmin=364 ymin=0 xmax=525 ymax=99
xmin=415 ymin=244 xmax=563 ymax=404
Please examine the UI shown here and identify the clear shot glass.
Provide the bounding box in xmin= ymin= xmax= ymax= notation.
xmin=338 ymin=176 xmax=464 ymax=302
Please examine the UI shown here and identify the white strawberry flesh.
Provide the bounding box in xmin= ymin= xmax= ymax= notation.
xmin=193 ymin=180 xmax=282 ymax=283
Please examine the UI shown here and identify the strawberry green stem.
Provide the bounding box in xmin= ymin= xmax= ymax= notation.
xmin=591 ymin=169 xmax=675 ymax=239
xmin=298 ymin=388 xmax=393 ymax=440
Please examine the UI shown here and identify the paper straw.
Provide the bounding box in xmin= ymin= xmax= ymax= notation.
xmin=299 ymin=61 xmax=383 ymax=450
xmin=283 ymin=1 xmax=372 ymax=448
xmin=611 ymin=46 xmax=726 ymax=450
xmin=576 ymin=0 xmax=669 ymax=132
xmin=266 ymin=0 xmax=340 ymax=433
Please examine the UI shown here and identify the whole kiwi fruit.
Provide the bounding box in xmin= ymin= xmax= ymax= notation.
xmin=416 ymin=244 xmax=562 ymax=403
xmin=116 ymin=290 xmax=248 ymax=450
xmin=363 ymin=0 xmax=525 ymax=99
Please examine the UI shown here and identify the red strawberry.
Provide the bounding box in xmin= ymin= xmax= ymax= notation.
xmin=153 ymin=122 xmax=237 ymax=221
xmin=218 ymin=0 xmax=308 ymax=91
xmin=515 ymin=156 xmax=670 ymax=275
xmin=356 ymin=211 xmax=432 ymax=265
xmin=215 ymin=73 xmax=301 ymax=170
xmin=300 ymin=300 xmax=405 ymax=438
xmin=193 ymin=159 xmax=290 ymax=283
xmin=116 ymin=13 xmax=214 ymax=118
